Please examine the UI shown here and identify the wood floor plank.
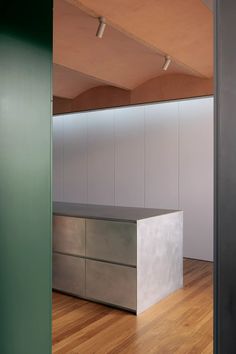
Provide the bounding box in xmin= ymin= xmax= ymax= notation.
xmin=52 ymin=259 xmax=213 ymax=354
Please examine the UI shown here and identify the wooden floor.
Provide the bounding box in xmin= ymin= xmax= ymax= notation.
xmin=52 ymin=259 xmax=213 ymax=354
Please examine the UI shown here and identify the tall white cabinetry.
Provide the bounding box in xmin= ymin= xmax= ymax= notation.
xmin=53 ymin=115 xmax=63 ymax=202
xmin=145 ymin=101 xmax=179 ymax=210
xmin=87 ymin=110 xmax=115 ymax=205
xmin=53 ymin=97 xmax=213 ymax=261
xmin=114 ymin=106 xmax=145 ymax=207
xmin=63 ymin=113 xmax=87 ymax=203
xmin=179 ymin=98 xmax=213 ymax=261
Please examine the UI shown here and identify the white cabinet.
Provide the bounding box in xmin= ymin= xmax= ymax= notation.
xmin=145 ymin=102 xmax=179 ymax=209
xmin=114 ymin=106 xmax=145 ymax=206
xmin=87 ymin=110 xmax=115 ymax=205
xmin=63 ymin=113 xmax=87 ymax=203
xmin=179 ymin=98 xmax=214 ymax=261
xmin=52 ymin=115 xmax=64 ymax=201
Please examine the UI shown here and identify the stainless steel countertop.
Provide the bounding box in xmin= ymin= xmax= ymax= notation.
xmin=53 ymin=202 xmax=179 ymax=223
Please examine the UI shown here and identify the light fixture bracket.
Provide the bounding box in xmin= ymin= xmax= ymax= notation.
xmin=96 ymin=16 xmax=106 ymax=38
xmin=162 ymin=55 xmax=172 ymax=71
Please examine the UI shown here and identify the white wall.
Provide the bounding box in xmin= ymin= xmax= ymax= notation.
xmin=53 ymin=97 xmax=213 ymax=261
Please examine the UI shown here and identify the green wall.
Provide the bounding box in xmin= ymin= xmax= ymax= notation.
xmin=0 ymin=1 xmax=52 ymax=353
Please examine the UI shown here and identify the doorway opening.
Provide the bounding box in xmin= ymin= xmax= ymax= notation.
xmin=52 ymin=1 xmax=213 ymax=352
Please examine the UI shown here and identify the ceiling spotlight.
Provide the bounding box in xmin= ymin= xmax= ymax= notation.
xmin=96 ymin=16 xmax=106 ymax=38
xmin=162 ymin=55 xmax=172 ymax=71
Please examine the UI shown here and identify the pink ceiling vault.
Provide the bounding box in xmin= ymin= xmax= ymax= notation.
xmin=53 ymin=64 xmax=102 ymax=98
xmin=53 ymin=0 xmax=213 ymax=99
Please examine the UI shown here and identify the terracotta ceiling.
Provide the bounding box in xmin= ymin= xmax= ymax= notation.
xmin=53 ymin=64 xmax=102 ymax=98
xmin=53 ymin=0 xmax=213 ymax=99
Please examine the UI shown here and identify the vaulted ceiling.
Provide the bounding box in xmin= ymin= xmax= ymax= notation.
xmin=53 ymin=0 xmax=213 ymax=99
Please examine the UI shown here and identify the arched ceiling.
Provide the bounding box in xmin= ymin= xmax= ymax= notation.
xmin=53 ymin=0 xmax=213 ymax=99
xmin=53 ymin=64 xmax=102 ymax=98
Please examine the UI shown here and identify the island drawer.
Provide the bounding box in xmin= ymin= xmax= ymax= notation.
xmin=86 ymin=219 xmax=137 ymax=266
xmin=85 ymin=259 xmax=136 ymax=310
xmin=53 ymin=253 xmax=85 ymax=297
xmin=53 ymin=216 xmax=85 ymax=256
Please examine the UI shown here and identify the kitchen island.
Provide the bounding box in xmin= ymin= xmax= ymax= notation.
xmin=53 ymin=202 xmax=183 ymax=314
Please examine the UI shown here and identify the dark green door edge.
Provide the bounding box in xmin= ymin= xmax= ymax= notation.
xmin=0 ymin=0 xmax=53 ymax=353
